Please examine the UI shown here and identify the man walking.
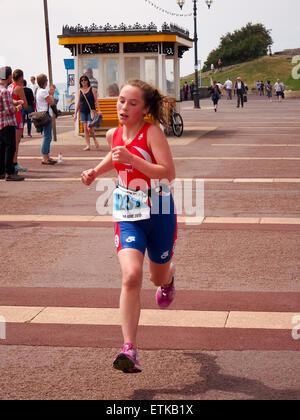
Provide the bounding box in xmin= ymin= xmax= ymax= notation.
xmin=0 ymin=66 xmax=24 ymax=181
xmin=235 ymin=77 xmax=246 ymax=108
xmin=224 ymin=78 xmax=233 ymax=100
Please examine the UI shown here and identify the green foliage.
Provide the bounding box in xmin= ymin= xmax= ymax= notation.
xmin=203 ymin=23 xmax=273 ymax=71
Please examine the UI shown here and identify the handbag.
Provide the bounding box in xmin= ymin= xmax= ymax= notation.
xmin=89 ymin=113 xmax=103 ymax=128
xmin=243 ymin=95 xmax=248 ymax=103
xmin=82 ymin=90 xmax=102 ymax=128
xmin=29 ymin=110 xmax=51 ymax=132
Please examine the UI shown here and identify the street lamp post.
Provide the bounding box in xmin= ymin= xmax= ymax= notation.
xmin=177 ymin=0 xmax=213 ymax=109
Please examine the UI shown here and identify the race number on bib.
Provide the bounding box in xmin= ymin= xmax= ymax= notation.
xmin=113 ymin=187 xmax=150 ymax=222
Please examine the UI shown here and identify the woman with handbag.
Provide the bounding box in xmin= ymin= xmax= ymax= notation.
xmin=36 ymin=74 xmax=57 ymax=165
xmin=74 ymin=75 xmax=101 ymax=151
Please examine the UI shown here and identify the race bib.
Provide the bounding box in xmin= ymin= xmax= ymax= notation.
xmin=113 ymin=187 xmax=150 ymax=222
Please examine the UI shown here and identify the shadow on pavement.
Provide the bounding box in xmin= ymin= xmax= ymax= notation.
xmin=130 ymin=352 xmax=300 ymax=400
xmin=0 ymin=223 xmax=40 ymax=230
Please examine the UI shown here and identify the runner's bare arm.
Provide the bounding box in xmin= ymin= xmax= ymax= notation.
xmin=93 ymin=129 xmax=116 ymax=176
xmin=81 ymin=129 xmax=115 ymax=185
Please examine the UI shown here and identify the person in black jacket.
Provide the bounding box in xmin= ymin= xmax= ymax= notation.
xmin=234 ymin=77 xmax=247 ymax=108
xmin=22 ymin=80 xmax=35 ymax=137
xmin=208 ymin=81 xmax=221 ymax=112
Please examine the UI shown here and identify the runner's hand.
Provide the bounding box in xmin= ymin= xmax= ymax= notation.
xmin=112 ymin=146 xmax=133 ymax=165
xmin=81 ymin=169 xmax=96 ymax=186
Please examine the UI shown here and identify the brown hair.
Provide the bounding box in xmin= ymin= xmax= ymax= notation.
xmin=37 ymin=74 xmax=48 ymax=88
xmin=12 ymin=69 xmax=24 ymax=82
xmin=122 ymin=79 xmax=168 ymax=126
xmin=79 ymin=75 xmax=91 ymax=88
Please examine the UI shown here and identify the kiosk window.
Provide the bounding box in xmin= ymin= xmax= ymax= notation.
xmin=81 ymin=58 xmax=99 ymax=92
xmin=104 ymin=59 xmax=119 ymax=97
xmin=125 ymin=57 xmax=140 ymax=81
xmin=166 ymin=58 xmax=175 ymax=96
xmin=145 ymin=58 xmax=157 ymax=87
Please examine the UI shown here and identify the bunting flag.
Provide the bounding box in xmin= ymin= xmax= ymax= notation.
xmin=145 ymin=0 xmax=192 ymax=17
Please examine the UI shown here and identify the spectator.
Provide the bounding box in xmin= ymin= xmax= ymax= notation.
xmin=211 ymin=63 xmax=215 ymax=73
xmin=29 ymin=76 xmax=38 ymax=97
xmin=259 ymin=81 xmax=265 ymax=96
xmin=223 ymin=78 xmax=233 ymax=100
xmin=0 ymin=66 xmax=24 ymax=181
xmin=274 ymin=79 xmax=285 ymax=102
xmin=108 ymin=83 xmax=119 ymax=97
xmin=53 ymin=87 xmax=60 ymax=106
xmin=256 ymin=80 xmax=261 ymax=93
xmin=8 ymin=69 xmax=28 ymax=172
xmin=216 ymin=81 xmax=223 ymax=92
xmin=22 ymin=80 xmax=35 ymax=138
xmin=217 ymin=58 xmax=222 ymax=71
xmin=36 ymin=74 xmax=57 ymax=165
xmin=208 ymin=80 xmax=221 ymax=112
xmin=183 ymin=81 xmax=189 ymax=101
xmin=265 ymin=80 xmax=273 ymax=102
xmin=234 ymin=76 xmax=247 ymax=108
xmin=85 ymin=68 xmax=98 ymax=90
xmin=74 ymin=75 xmax=101 ymax=151
xmin=189 ymin=80 xmax=195 ymax=101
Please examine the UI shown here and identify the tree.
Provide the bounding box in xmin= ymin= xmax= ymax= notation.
xmin=203 ymin=23 xmax=273 ymax=71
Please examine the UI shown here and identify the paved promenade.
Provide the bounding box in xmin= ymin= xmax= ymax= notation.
xmin=0 ymin=96 xmax=299 ymax=400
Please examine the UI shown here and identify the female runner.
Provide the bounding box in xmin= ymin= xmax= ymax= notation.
xmin=81 ymin=80 xmax=177 ymax=373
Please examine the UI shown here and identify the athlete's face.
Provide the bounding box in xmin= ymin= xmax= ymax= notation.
xmin=117 ymin=85 xmax=149 ymax=126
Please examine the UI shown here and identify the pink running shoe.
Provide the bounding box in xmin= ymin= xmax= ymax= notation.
xmin=113 ymin=343 xmax=142 ymax=373
xmin=156 ymin=263 xmax=176 ymax=309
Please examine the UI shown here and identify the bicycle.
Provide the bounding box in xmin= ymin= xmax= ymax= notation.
xmin=162 ymin=99 xmax=184 ymax=137
xmin=170 ymin=107 xmax=184 ymax=137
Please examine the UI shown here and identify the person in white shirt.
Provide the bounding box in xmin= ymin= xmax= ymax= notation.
xmin=36 ymin=74 xmax=57 ymax=165
xmin=29 ymin=76 xmax=38 ymax=98
xmin=224 ymin=78 xmax=233 ymax=100
xmin=216 ymin=82 xmax=223 ymax=94
xmin=274 ymin=79 xmax=285 ymax=102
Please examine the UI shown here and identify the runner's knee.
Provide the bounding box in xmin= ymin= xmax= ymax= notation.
xmin=122 ymin=269 xmax=143 ymax=291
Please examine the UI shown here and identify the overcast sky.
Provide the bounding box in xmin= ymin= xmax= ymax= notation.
xmin=0 ymin=0 xmax=299 ymax=84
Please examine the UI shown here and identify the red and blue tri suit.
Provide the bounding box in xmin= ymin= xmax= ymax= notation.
xmin=112 ymin=123 xmax=177 ymax=264
xmin=7 ymin=83 xmax=23 ymax=130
